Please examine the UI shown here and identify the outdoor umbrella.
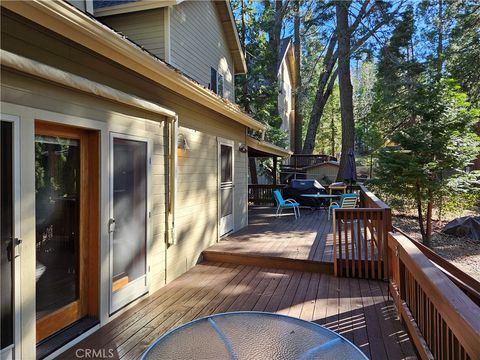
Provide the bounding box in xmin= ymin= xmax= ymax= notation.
xmin=344 ymin=148 xmax=357 ymax=184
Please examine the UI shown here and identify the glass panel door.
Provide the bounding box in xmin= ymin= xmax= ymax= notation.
xmin=1 ymin=121 xmax=14 ymax=356
xmin=34 ymin=124 xmax=91 ymax=343
xmin=35 ymin=136 xmax=80 ymax=319
xmin=219 ymin=142 xmax=234 ymax=237
xmin=110 ymin=136 xmax=149 ymax=313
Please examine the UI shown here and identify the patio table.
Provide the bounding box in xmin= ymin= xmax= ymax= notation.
xmin=301 ymin=193 xmax=340 ymax=210
xmin=141 ymin=311 xmax=367 ymax=360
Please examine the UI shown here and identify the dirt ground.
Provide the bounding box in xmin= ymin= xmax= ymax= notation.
xmin=392 ymin=215 xmax=480 ymax=280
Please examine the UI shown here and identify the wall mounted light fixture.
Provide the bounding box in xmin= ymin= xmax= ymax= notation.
xmin=239 ymin=144 xmax=248 ymax=153
xmin=177 ymin=133 xmax=190 ymax=151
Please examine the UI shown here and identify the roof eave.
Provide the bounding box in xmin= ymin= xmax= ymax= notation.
xmin=247 ymin=137 xmax=293 ymax=158
xmin=94 ymin=0 xmax=185 ymax=17
xmin=2 ymin=0 xmax=263 ymax=131
xmin=214 ymin=1 xmax=247 ymax=74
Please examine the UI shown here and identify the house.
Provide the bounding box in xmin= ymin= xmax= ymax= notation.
xmin=303 ymin=161 xmax=340 ymax=185
xmin=248 ymin=38 xmax=296 ymax=185
xmin=0 ymin=1 xmax=290 ymax=358
xmin=277 ymin=38 xmax=296 ymax=152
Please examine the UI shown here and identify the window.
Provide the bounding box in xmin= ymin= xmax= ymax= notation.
xmin=210 ymin=68 xmax=217 ymax=94
xmin=217 ymin=73 xmax=224 ymax=98
xmin=210 ymin=67 xmax=224 ymax=98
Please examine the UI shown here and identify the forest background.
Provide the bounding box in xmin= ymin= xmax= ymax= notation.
xmin=232 ymin=0 xmax=480 ymax=245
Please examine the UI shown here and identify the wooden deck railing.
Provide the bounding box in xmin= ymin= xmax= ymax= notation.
xmin=248 ymin=184 xmax=286 ymax=205
xmin=332 ymin=184 xmax=392 ymax=280
xmin=393 ymin=227 xmax=480 ymax=306
xmin=332 ymin=183 xmax=480 ymax=357
xmin=332 ymin=208 xmax=389 ymax=280
xmin=388 ymin=232 xmax=480 ymax=360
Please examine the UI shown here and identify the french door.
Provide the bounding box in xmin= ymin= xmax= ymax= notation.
xmin=1 ymin=117 xmax=20 ymax=360
xmin=218 ymin=140 xmax=234 ymax=237
xmin=34 ymin=122 xmax=99 ymax=342
xmin=109 ymin=134 xmax=150 ymax=313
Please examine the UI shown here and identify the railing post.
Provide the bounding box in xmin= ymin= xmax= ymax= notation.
xmin=333 ymin=210 xmax=337 ymax=277
xmin=384 ymin=208 xmax=392 ymax=281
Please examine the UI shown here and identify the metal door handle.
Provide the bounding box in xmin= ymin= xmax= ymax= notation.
xmin=7 ymin=237 xmax=21 ymax=261
xmin=108 ymin=218 xmax=116 ymax=233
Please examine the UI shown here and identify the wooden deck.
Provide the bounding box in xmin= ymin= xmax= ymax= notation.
xmin=65 ymin=262 xmax=416 ymax=360
xmin=203 ymin=206 xmax=336 ymax=272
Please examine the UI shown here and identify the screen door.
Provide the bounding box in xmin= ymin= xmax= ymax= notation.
xmin=218 ymin=141 xmax=234 ymax=237
xmin=110 ymin=135 xmax=149 ymax=313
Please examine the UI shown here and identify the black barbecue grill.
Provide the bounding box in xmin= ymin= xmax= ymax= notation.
xmin=283 ymin=179 xmax=327 ymax=207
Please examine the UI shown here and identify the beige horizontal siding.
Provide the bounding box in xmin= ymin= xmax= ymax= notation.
xmin=170 ymin=1 xmax=235 ymax=102
xmin=101 ymin=8 xmax=165 ymax=60
xmin=2 ymin=9 xmax=248 ymax=300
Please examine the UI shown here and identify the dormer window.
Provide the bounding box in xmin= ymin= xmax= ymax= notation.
xmin=210 ymin=67 xmax=224 ymax=98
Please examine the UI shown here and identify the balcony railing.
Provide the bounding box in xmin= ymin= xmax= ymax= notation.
xmin=332 ymin=184 xmax=480 ymax=359
xmin=248 ymin=184 xmax=286 ymax=206
xmin=388 ymin=232 xmax=480 ymax=360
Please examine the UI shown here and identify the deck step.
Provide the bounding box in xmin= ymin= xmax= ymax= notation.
xmin=202 ymin=250 xmax=334 ymax=274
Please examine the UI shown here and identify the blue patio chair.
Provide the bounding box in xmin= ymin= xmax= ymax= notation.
xmin=328 ymin=193 xmax=358 ymax=220
xmin=273 ymin=190 xmax=300 ymax=219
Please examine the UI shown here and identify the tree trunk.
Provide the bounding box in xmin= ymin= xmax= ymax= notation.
xmin=331 ymin=108 xmax=335 ymax=157
xmin=302 ymin=68 xmax=338 ymax=154
xmin=293 ymin=0 xmax=303 ymax=154
xmin=302 ymin=33 xmax=338 ymax=155
xmin=437 ymin=0 xmax=444 ymax=76
xmin=335 ymin=1 xmax=355 ymax=181
xmin=425 ymin=190 xmax=433 ymax=246
xmin=415 ymin=182 xmax=427 ymax=243
xmin=264 ymin=0 xmax=285 ymax=119
xmin=240 ymin=0 xmax=250 ymax=113
xmin=301 ymin=1 xmax=400 ymax=155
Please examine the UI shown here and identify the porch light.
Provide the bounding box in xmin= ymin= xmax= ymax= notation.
xmin=177 ymin=133 xmax=190 ymax=151
xmin=239 ymin=144 xmax=248 ymax=153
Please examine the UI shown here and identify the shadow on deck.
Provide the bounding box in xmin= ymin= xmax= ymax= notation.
xmin=203 ymin=206 xmax=336 ymax=273
xmin=64 ymin=262 xmax=416 ymax=360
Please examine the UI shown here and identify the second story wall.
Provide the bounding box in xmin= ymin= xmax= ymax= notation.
xmin=101 ymin=8 xmax=166 ymax=60
xmin=170 ymin=1 xmax=235 ymax=102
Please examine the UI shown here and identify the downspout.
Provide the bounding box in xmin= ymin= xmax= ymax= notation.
xmin=166 ymin=115 xmax=178 ymax=246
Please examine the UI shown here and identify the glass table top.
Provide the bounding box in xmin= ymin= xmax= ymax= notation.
xmin=141 ymin=311 xmax=368 ymax=360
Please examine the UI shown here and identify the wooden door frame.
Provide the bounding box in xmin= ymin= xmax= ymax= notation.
xmin=34 ymin=121 xmax=99 ymax=342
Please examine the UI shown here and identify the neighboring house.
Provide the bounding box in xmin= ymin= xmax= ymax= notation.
xmin=0 ymin=1 xmax=289 ymax=358
xmin=249 ymin=38 xmax=296 ymax=185
xmin=304 ymin=161 xmax=340 ymax=185
xmin=277 ymin=38 xmax=296 ymax=152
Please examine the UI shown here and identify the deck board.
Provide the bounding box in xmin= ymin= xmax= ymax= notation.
xmin=204 ymin=207 xmax=336 ymax=270
xmin=65 ymin=262 xmax=416 ymax=360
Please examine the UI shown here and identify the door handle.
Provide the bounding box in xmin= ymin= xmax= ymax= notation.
xmin=7 ymin=237 xmax=22 ymax=261
xmin=108 ymin=218 xmax=116 ymax=233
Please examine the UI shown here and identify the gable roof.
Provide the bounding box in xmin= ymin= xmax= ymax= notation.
xmin=2 ymin=0 xmax=264 ymax=131
xmin=213 ymin=1 xmax=247 ymax=74
xmin=93 ymin=0 xmax=247 ymax=74
xmin=247 ymin=136 xmax=293 ymax=158
xmin=277 ymin=37 xmax=296 ymax=88
xmin=303 ymin=161 xmax=340 ymax=171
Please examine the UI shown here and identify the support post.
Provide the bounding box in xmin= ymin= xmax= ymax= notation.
xmin=273 ymin=156 xmax=278 ymax=185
